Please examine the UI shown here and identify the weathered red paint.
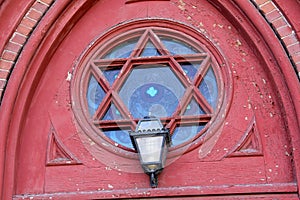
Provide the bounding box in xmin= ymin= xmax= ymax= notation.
xmin=0 ymin=0 xmax=299 ymax=199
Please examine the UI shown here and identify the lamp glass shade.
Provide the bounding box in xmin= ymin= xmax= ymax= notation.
xmin=136 ymin=136 xmax=164 ymax=164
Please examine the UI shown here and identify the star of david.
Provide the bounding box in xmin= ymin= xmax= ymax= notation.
xmin=84 ymin=27 xmax=219 ymax=148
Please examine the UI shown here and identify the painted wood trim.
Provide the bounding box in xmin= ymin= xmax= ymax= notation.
xmin=12 ymin=182 xmax=297 ymax=199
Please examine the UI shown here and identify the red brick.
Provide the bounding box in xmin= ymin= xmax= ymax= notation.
xmin=296 ymin=64 xmax=300 ymax=73
xmin=27 ymin=8 xmax=43 ymax=21
xmin=0 ymin=59 xmax=14 ymax=71
xmin=0 ymin=80 xmax=7 ymax=89
xmin=2 ymin=50 xmax=18 ymax=61
xmin=5 ymin=42 xmax=22 ymax=54
xmin=0 ymin=70 xmax=10 ymax=79
xmin=32 ymin=1 xmax=48 ymax=13
xmin=291 ymin=53 xmax=300 ymax=64
xmin=287 ymin=43 xmax=300 ymax=55
xmin=277 ymin=25 xmax=293 ymax=38
xmin=272 ymin=17 xmax=288 ymax=29
xmin=20 ymin=17 xmax=37 ymax=29
xmin=259 ymin=1 xmax=276 ymax=14
xmin=39 ymin=0 xmax=54 ymax=6
xmin=16 ymin=24 xmax=32 ymax=36
xmin=265 ymin=9 xmax=281 ymax=22
xmin=282 ymin=34 xmax=299 ymax=47
xmin=254 ymin=0 xmax=269 ymax=5
xmin=10 ymin=33 xmax=27 ymax=45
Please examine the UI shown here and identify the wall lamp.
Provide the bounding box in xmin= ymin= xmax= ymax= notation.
xmin=129 ymin=116 xmax=171 ymax=188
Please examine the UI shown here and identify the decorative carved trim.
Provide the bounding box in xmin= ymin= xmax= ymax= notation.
xmin=227 ymin=117 xmax=263 ymax=157
xmin=46 ymin=123 xmax=81 ymax=166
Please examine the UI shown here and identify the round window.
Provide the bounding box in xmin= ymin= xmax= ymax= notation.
xmin=72 ymin=19 xmax=227 ymax=154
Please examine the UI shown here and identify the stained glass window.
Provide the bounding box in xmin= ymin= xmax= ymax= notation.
xmin=81 ymin=26 xmax=221 ymax=150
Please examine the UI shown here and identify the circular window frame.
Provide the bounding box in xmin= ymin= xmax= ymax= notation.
xmin=71 ymin=18 xmax=232 ymax=159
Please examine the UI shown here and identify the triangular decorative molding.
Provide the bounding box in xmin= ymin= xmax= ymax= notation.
xmin=46 ymin=124 xmax=82 ymax=166
xmin=228 ymin=117 xmax=263 ymax=157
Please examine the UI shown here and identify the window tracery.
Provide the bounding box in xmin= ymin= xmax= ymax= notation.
xmin=73 ymin=21 xmax=224 ymax=151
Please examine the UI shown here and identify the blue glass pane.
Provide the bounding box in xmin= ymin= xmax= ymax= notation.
xmin=183 ymin=98 xmax=205 ymax=116
xmin=171 ymin=125 xmax=205 ymax=146
xmin=199 ymin=67 xmax=218 ymax=110
xmin=87 ymin=75 xmax=106 ymax=116
xmin=129 ymin=83 xmax=179 ymax=118
xmin=119 ymin=65 xmax=185 ymax=118
xmin=103 ymin=38 xmax=138 ymax=59
xmin=102 ymin=103 xmax=124 ymax=120
xmin=103 ymin=129 xmax=133 ymax=149
xmin=101 ymin=68 xmax=121 ymax=85
xmin=140 ymin=41 xmax=161 ymax=57
xmin=180 ymin=61 xmax=202 ymax=81
xmin=160 ymin=38 xmax=199 ymax=55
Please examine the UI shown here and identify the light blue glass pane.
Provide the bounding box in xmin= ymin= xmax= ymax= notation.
xmin=171 ymin=125 xmax=205 ymax=146
xmin=199 ymin=67 xmax=218 ymax=110
xmin=119 ymin=65 xmax=185 ymax=118
xmin=102 ymin=103 xmax=123 ymax=120
xmin=101 ymin=68 xmax=121 ymax=85
xmin=140 ymin=41 xmax=161 ymax=57
xmin=160 ymin=38 xmax=199 ymax=55
xmin=87 ymin=75 xmax=106 ymax=116
xmin=183 ymin=98 xmax=205 ymax=116
xmin=103 ymin=38 xmax=138 ymax=59
xmin=181 ymin=61 xmax=202 ymax=81
xmin=103 ymin=129 xmax=133 ymax=149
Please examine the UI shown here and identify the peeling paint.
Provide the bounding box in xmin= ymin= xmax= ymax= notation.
xmin=178 ymin=0 xmax=186 ymax=11
xmin=235 ymin=39 xmax=242 ymax=47
xmin=268 ymin=168 xmax=272 ymax=172
xmin=108 ymin=184 xmax=114 ymax=189
xmin=66 ymin=71 xmax=72 ymax=81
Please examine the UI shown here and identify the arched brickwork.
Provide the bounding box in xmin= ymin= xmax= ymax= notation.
xmin=0 ymin=0 xmax=299 ymax=199
xmin=251 ymin=0 xmax=300 ymax=79
xmin=0 ymin=0 xmax=54 ymax=100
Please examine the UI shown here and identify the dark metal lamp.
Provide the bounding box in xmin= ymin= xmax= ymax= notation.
xmin=129 ymin=116 xmax=171 ymax=188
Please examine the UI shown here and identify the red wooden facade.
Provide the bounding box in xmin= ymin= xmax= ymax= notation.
xmin=0 ymin=0 xmax=299 ymax=199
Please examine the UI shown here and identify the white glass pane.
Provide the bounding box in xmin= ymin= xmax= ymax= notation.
xmin=136 ymin=136 xmax=163 ymax=163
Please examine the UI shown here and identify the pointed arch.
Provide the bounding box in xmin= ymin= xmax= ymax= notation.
xmin=0 ymin=0 xmax=299 ymax=199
